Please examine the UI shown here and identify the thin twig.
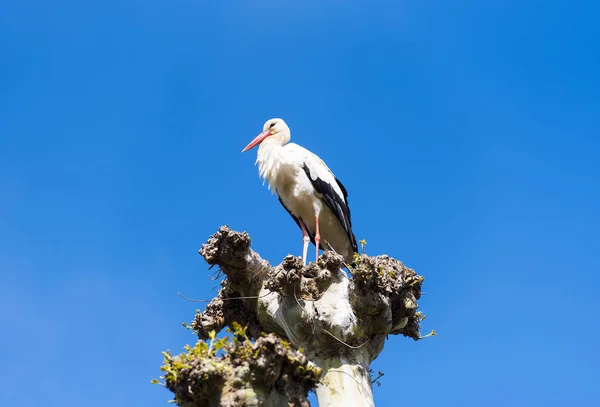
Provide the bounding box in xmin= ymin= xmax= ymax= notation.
xmin=209 ymin=269 xmax=224 ymax=281
xmin=371 ymin=370 xmax=384 ymax=385
xmin=322 ymin=329 xmax=370 ymax=349
xmin=177 ymin=291 xmax=273 ymax=303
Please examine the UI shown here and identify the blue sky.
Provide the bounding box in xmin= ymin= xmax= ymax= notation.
xmin=1 ymin=1 xmax=599 ymax=406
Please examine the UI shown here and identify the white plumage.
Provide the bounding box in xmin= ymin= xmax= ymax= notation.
xmin=242 ymin=118 xmax=357 ymax=265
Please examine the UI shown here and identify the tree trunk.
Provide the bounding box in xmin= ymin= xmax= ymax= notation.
xmin=312 ymin=353 xmax=375 ymax=407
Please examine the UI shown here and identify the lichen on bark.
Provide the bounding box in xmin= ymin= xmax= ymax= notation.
xmin=160 ymin=327 xmax=321 ymax=407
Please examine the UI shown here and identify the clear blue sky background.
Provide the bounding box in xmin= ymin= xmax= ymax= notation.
xmin=1 ymin=1 xmax=599 ymax=406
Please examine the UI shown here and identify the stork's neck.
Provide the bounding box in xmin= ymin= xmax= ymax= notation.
xmin=263 ymin=132 xmax=289 ymax=148
xmin=257 ymin=133 xmax=289 ymax=159
xmin=256 ymin=133 xmax=290 ymax=192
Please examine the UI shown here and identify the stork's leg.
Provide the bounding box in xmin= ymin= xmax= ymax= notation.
xmin=299 ymin=220 xmax=310 ymax=266
xmin=314 ymin=215 xmax=321 ymax=262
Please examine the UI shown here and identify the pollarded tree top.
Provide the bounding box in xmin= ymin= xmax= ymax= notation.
xmin=158 ymin=226 xmax=430 ymax=407
xmin=194 ymin=226 xmax=425 ymax=348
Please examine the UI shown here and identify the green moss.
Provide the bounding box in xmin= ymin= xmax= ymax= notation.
xmin=154 ymin=324 xmax=322 ymax=406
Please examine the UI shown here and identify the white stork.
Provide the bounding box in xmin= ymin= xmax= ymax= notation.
xmin=242 ymin=118 xmax=358 ymax=265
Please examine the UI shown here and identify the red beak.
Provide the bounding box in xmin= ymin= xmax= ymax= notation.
xmin=241 ymin=130 xmax=271 ymax=153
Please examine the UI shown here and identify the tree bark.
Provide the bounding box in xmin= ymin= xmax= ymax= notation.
xmin=312 ymin=352 xmax=375 ymax=407
xmin=160 ymin=226 xmax=426 ymax=407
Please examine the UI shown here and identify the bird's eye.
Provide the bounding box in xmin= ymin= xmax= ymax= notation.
xmin=269 ymin=123 xmax=276 ymax=128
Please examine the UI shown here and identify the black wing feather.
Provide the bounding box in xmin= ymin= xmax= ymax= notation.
xmin=301 ymin=164 xmax=358 ymax=254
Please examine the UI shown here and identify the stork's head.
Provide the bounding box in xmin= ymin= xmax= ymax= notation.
xmin=241 ymin=118 xmax=290 ymax=152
